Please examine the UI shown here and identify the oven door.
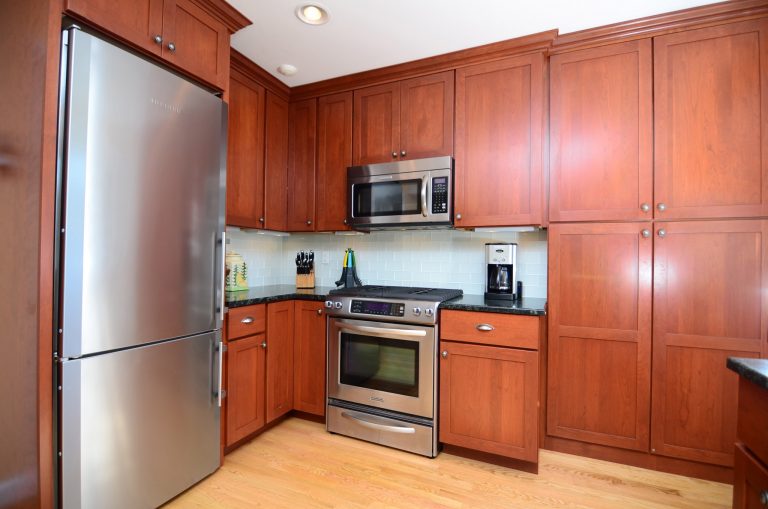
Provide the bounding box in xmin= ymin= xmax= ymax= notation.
xmin=328 ymin=318 xmax=436 ymax=418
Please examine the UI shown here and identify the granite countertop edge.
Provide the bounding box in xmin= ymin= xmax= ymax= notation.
xmin=226 ymin=286 xmax=546 ymax=316
xmin=727 ymin=357 xmax=768 ymax=391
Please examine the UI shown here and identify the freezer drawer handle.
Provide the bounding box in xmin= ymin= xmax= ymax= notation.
xmin=216 ymin=341 xmax=225 ymax=407
xmin=341 ymin=411 xmax=416 ymax=434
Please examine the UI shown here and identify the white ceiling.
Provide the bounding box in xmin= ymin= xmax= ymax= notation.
xmin=229 ymin=0 xmax=721 ymax=87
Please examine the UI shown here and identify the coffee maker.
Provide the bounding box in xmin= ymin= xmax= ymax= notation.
xmin=485 ymin=243 xmax=517 ymax=301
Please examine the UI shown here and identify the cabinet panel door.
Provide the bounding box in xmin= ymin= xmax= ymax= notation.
xmin=226 ymin=74 xmax=265 ymax=228
xmin=550 ymin=40 xmax=652 ymax=222
xmin=400 ymin=71 xmax=454 ymax=160
xmin=316 ymin=92 xmax=353 ymax=231
xmin=266 ymin=301 xmax=294 ymax=423
xmin=226 ymin=334 xmax=265 ymax=446
xmin=161 ymin=0 xmax=229 ymax=90
xmin=547 ymin=223 xmax=652 ymax=451
xmin=651 ymin=220 xmax=768 ymax=465
xmin=65 ymin=0 xmax=163 ymax=55
xmin=293 ymin=301 xmax=326 ymax=416
xmin=264 ymin=92 xmax=289 ymax=231
xmin=439 ymin=341 xmax=538 ymax=462
xmin=455 ymin=54 xmax=544 ymax=227
xmin=353 ymin=82 xmax=400 ymax=165
xmin=733 ymin=444 xmax=768 ymax=509
xmin=287 ymin=99 xmax=317 ymax=231
xmin=654 ymin=19 xmax=768 ymax=219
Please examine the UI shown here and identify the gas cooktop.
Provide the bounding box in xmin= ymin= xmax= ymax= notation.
xmin=328 ymin=285 xmax=463 ymax=302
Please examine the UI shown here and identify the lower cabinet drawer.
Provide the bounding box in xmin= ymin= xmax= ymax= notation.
xmin=228 ymin=304 xmax=266 ymax=340
xmin=440 ymin=310 xmax=539 ymax=350
xmin=733 ymin=443 xmax=768 ymax=509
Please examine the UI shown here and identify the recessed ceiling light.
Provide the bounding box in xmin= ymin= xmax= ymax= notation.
xmin=295 ymin=3 xmax=329 ymax=25
xmin=277 ymin=64 xmax=298 ymax=76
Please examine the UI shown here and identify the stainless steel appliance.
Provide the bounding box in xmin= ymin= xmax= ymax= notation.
xmin=325 ymin=286 xmax=462 ymax=457
xmin=55 ymin=27 xmax=226 ymax=509
xmin=485 ymin=243 xmax=518 ymax=301
xmin=347 ymin=156 xmax=453 ymax=230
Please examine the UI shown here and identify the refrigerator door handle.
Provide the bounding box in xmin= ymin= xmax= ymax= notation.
xmin=216 ymin=340 xmax=226 ymax=407
xmin=218 ymin=231 xmax=226 ymax=325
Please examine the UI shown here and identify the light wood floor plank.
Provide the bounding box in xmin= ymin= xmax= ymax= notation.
xmin=165 ymin=418 xmax=731 ymax=509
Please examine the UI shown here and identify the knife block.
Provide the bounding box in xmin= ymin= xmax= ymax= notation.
xmin=296 ymin=270 xmax=315 ymax=289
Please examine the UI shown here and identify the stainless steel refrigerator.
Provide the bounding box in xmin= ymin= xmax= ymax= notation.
xmin=56 ymin=27 xmax=226 ymax=508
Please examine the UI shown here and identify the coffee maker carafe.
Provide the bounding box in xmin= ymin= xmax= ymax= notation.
xmin=485 ymin=243 xmax=517 ymax=301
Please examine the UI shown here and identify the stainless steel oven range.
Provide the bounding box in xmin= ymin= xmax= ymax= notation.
xmin=325 ymin=285 xmax=462 ymax=457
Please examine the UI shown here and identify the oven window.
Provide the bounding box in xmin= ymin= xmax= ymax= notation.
xmin=353 ymin=180 xmax=421 ymax=217
xmin=340 ymin=333 xmax=419 ymax=397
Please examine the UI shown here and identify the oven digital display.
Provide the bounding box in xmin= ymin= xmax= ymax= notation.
xmin=350 ymin=299 xmax=405 ymax=317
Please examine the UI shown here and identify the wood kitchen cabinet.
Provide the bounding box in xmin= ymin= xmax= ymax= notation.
xmin=264 ymin=92 xmax=290 ymax=232
xmin=454 ymin=54 xmax=544 ymax=227
xmin=549 ymin=40 xmax=653 ymax=222
xmin=65 ymin=0 xmax=244 ymax=90
xmin=547 ymin=223 xmax=652 ymax=451
xmin=733 ymin=372 xmax=768 ymax=509
xmin=266 ymin=301 xmax=294 ymax=423
xmin=353 ymin=71 xmax=454 ymax=165
xmin=287 ymin=99 xmax=317 ymax=231
xmin=439 ymin=311 xmax=541 ymax=463
xmin=226 ymin=333 xmax=266 ymax=446
xmin=654 ymin=19 xmax=768 ymax=220
xmin=293 ymin=301 xmax=327 ymax=416
xmin=316 ymin=92 xmax=353 ymax=231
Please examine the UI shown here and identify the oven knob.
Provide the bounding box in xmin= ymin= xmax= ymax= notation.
xmin=412 ymin=307 xmax=421 ymax=316
xmin=425 ymin=308 xmax=434 ymax=317
xmin=325 ymin=300 xmax=333 ymax=309
xmin=334 ymin=301 xmax=343 ymax=310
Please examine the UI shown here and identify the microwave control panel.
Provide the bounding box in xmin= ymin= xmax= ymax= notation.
xmin=431 ymin=177 xmax=449 ymax=214
xmin=350 ymin=299 xmax=405 ymax=317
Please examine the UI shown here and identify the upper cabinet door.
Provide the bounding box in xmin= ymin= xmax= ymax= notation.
xmin=287 ymin=99 xmax=317 ymax=232
xmin=353 ymin=82 xmax=400 ymax=165
xmin=65 ymin=0 xmax=164 ymax=55
xmin=550 ymin=40 xmax=653 ymax=222
xmin=400 ymin=71 xmax=454 ymax=160
xmin=454 ymin=54 xmax=544 ymax=227
xmin=161 ymin=0 xmax=230 ymax=90
xmin=316 ymin=92 xmax=353 ymax=232
xmin=226 ymin=74 xmax=265 ymax=229
xmin=264 ymin=92 xmax=289 ymax=232
xmin=654 ymin=19 xmax=768 ymax=220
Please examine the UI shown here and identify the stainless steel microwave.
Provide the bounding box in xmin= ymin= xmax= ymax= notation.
xmin=347 ymin=156 xmax=453 ymax=230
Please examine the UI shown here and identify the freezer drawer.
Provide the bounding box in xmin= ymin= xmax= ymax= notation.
xmin=60 ymin=332 xmax=221 ymax=509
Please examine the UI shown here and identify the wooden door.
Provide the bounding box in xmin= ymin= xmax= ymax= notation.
xmin=547 ymin=222 xmax=652 ymax=451
xmin=266 ymin=301 xmax=294 ymax=423
xmin=316 ymin=92 xmax=353 ymax=231
xmin=439 ymin=341 xmax=539 ymax=462
xmin=264 ymin=92 xmax=289 ymax=231
xmin=549 ymin=40 xmax=653 ymax=222
xmin=226 ymin=334 xmax=265 ymax=446
xmin=287 ymin=99 xmax=317 ymax=231
xmin=353 ymin=82 xmax=400 ymax=165
xmin=65 ymin=0 xmax=164 ymax=55
xmin=733 ymin=444 xmax=768 ymax=509
xmin=226 ymin=74 xmax=265 ymax=228
xmin=400 ymin=71 xmax=454 ymax=160
xmin=454 ymin=53 xmax=544 ymax=227
xmin=654 ymin=19 xmax=768 ymax=220
xmin=160 ymin=0 xmax=229 ymax=89
xmin=293 ymin=301 xmax=326 ymax=416
xmin=651 ymin=220 xmax=768 ymax=465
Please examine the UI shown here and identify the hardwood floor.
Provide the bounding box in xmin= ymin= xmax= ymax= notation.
xmin=166 ymin=418 xmax=731 ymax=509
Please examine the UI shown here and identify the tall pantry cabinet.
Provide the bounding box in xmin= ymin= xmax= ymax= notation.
xmin=547 ymin=17 xmax=768 ymax=473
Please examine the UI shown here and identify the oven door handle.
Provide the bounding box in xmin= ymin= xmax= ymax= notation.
xmin=420 ymin=175 xmax=428 ymax=217
xmin=338 ymin=323 xmax=427 ymax=338
xmin=341 ymin=411 xmax=417 ymax=434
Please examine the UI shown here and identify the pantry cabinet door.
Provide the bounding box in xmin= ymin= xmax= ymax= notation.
xmin=654 ymin=19 xmax=768 ymax=220
xmin=547 ymin=223 xmax=652 ymax=451
xmin=651 ymin=220 xmax=768 ymax=466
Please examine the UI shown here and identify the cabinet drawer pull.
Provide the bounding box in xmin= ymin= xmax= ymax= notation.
xmin=240 ymin=316 xmax=254 ymax=324
xmin=476 ymin=324 xmax=495 ymax=332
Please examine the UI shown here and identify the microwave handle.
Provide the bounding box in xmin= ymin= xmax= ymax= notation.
xmin=421 ymin=176 xmax=428 ymax=217
xmin=338 ymin=323 xmax=427 ymax=338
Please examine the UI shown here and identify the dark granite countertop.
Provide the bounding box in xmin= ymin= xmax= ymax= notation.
xmin=727 ymin=357 xmax=768 ymax=391
xmin=225 ymin=285 xmax=336 ymax=308
xmin=439 ymin=294 xmax=546 ymax=316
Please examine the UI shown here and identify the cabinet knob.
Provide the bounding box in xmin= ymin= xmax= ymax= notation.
xmin=641 ymin=229 xmax=650 ymax=238
xmin=476 ymin=324 xmax=495 ymax=332
xmin=317 ymin=309 xmax=322 ymax=315
xmin=167 ymin=42 xmax=176 ymax=52
xmin=261 ymin=341 xmax=267 ymax=349
xmin=343 ymin=219 xmax=348 ymax=225
xmin=441 ymin=350 xmax=448 ymax=359
xmin=760 ymin=490 xmax=768 ymax=507
xmin=400 ymin=150 xmax=406 ymax=157
xmin=657 ymin=228 xmax=666 ymax=238
xmin=392 ymin=151 xmax=398 ymax=158
xmin=640 ymin=203 xmax=650 ymax=212
xmin=259 ymin=217 xmax=264 ymax=223
xmin=306 ymin=220 xmax=312 ymax=225
xmin=153 ymin=34 xmax=163 ymax=45
xmin=657 ymin=202 xmax=666 ymax=212
xmin=456 ymin=213 xmax=462 ymax=220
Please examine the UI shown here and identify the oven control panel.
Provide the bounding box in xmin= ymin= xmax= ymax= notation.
xmin=350 ymin=299 xmax=405 ymax=317
xmin=325 ymin=297 xmax=441 ymax=324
